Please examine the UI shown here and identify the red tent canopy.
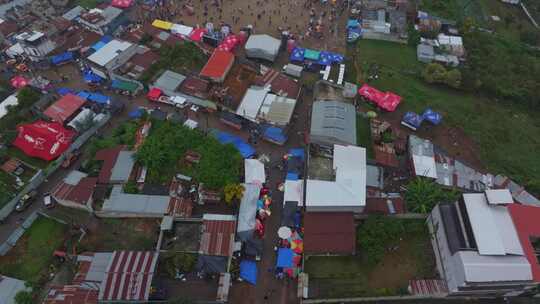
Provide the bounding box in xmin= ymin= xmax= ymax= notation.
xmin=200 ymin=49 xmax=234 ymax=82
xmin=111 ymin=0 xmax=133 ymax=8
xmin=10 ymin=76 xmax=29 ymax=89
xmin=189 ymin=28 xmax=207 ymax=42
xmin=13 ymin=121 xmax=75 ymax=161
xmin=358 ymin=84 xmax=402 ymax=112
xmin=217 ymin=34 xmax=240 ymax=52
xmin=147 ymin=88 xmax=162 ymax=101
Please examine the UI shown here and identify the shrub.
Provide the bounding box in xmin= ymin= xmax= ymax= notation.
xmin=405 ymin=177 xmax=460 ymax=213
xmin=357 ymin=216 xmax=404 ymax=265
xmin=223 ymin=184 xmax=245 ymax=206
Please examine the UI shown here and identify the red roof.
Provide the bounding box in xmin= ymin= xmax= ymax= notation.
xmin=508 ymin=204 xmax=540 ymax=282
xmin=52 ymin=175 xmax=97 ymax=205
xmin=358 ymin=84 xmax=402 ymax=112
xmin=129 ymin=50 xmax=159 ymax=70
xmin=147 ymin=88 xmax=162 ymax=101
xmin=94 ymin=146 xmax=123 ymax=184
xmin=364 ymin=196 xmax=405 ymax=214
xmin=167 ymin=197 xmax=193 ymax=217
xmin=304 ymin=212 xmax=356 ymax=255
xmin=179 ymin=76 xmax=210 ymax=99
xmin=200 ymin=50 xmax=234 ymax=80
xmin=99 ymin=251 xmax=158 ymax=301
xmin=254 ymin=69 xmax=300 ymax=98
xmin=199 ymin=215 xmax=236 ymax=257
xmin=44 ymin=94 xmax=86 ymax=123
xmin=44 ymin=285 xmax=98 ymax=304
xmin=13 ymin=121 xmax=75 ymax=161
xmin=0 ymin=158 xmax=20 ymax=173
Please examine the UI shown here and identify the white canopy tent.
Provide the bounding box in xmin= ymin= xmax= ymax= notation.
xmin=245 ymin=159 xmax=266 ymax=185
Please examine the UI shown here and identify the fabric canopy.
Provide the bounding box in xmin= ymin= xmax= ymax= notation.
xmin=358 ymin=84 xmax=402 ymax=112
xmin=212 ymin=130 xmax=255 ymax=158
xmin=422 ymin=108 xmax=442 ymax=125
xmin=318 ymin=51 xmax=332 ymax=66
xmin=217 ymin=34 xmax=241 ymax=52
xmin=51 ymin=51 xmax=74 ymax=65
xmin=10 ymin=76 xmax=29 ymax=89
xmin=171 ymin=24 xmax=193 ymax=36
xmin=304 ymin=49 xmax=320 ymax=61
xmin=189 ymin=28 xmax=207 ymax=42
xmin=83 ymin=69 xmax=104 ymax=83
xmin=263 ymin=126 xmax=287 ymax=145
xmin=276 ymin=248 xmax=293 ymax=268
xmin=281 ymin=201 xmax=298 ymax=227
xmin=239 ymin=260 xmax=257 ymax=285
xmin=290 ymin=47 xmax=305 ymax=62
xmin=147 ymin=88 xmax=162 ymax=101
xmin=288 ymin=148 xmax=304 ymax=160
xmin=13 ymin=121 xmax=75 ymax=161
xmin=152 ymin=19 xmax=173 ymax=30
xmin=245 ymin=159 xmax=265 ymax=184
xmin=57 ymin=88 xmax=75 ymax=96
xmin=402 ymin=111 xmax=424 ymax=130
xmin=237 ymin=183 xmax=262 ymax=241
xmin=111 ymin=80 xmax=138 ymax=92
xmin=111 ymin=0 xmax=133 ymax=8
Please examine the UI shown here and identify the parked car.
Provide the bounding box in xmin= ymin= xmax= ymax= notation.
xmin=43 ymin=193 xmax=55 ymax=209
xmin=15 ymin=190 xmax=38 ymax=212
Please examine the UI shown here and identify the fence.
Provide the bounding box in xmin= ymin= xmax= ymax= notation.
xmin=0 ymin=114 xmax=111 ymax=221
xmin=0 ymin=211 xmax=39 ymax=255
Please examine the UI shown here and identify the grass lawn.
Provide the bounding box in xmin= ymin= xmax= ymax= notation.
xmin=0 ymin=171 xmax=16 ymax=208
xmin=356 ymin=115 xmax=374 ymax=159
xmin=305 ymin=219 xmax=435 ymax=298
xmin=79 ymin=218 xmax=158 ymax=251
xmin=0 ymin=217 xmax=66 ymax=282
xmin=416 ymin=0 xmax=487 ymax=25
xmin=351 ymin=39 xmax=540 ymax=186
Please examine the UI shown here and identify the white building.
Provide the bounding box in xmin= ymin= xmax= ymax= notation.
xmin=305 ymin=144 xmax=366 ymax=213
xmin=14 ymin=31 xmax=56 ymax=61
xmin=87 ymin=39 xmax=136 ymax=78
xmin=427 ymin=190 xmax=538 ymax=295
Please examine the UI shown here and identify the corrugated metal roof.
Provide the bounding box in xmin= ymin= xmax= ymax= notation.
xmin=110 ymin=151 xmax=135 ymax=183
xmin=154 ymin=70 xmax=186 ymax=92
xmin=102 ymin=185 xmax=169 ymax=215
xmin=409 ymin=135 xmax=437 ymax=179
xmin=98 ymin=251 xmax=158 ymax=301
xmin=94 ymin=146 xmax=123 ymax=184
xmin=43 ymin=285 xmax=98 ymax=304
xmin=304 ymin=212 xmax=356 ymax=254
xmin=258 ymin=93 xmax=297 ymax=126
xmin=310 ymin=101 xmax=356 ymax=146
xmin=0 ymin=275 xmax=27 ymax=304
xmin=199 ymin=214 xmax=236 ymax=257
xmin=87 ymin=39 xmax=132 ymax=67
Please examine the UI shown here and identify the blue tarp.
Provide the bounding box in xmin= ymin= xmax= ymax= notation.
xmin=239 ymin=260 xmax=257 ymax=285
xmin=57 ymin=87 xmax=75 ymax=96
xmin=88 ymin=93 xmax=110 ymax=104
xmin=129 ymin=108 xmax=144 ymax=119
xmin=286 ymin=173 xmax=299 ymax=181
xmin=288 ymin=148 xmax=304 ymax=160
xmin=213 ymin=130 xmax=256 ymax=158
xmin=422 ymin=108 xmax=442 ymax=125
xmin=91 ymin=41 xmax=107 ymax=51
xmin=347 ymin=19 xmax=360 ymax=28
xmin=290 ymin=47 xmax=305 ymax=62
xmin=402 ymin=111 xmax=424 ymax=130
xmin=83 ymin=70 xmax=104 ymax=83
xmin=330 ymin=52 xmax=344 ymax=64
xmin=276 ymin=248 xmax=293 ymax=268
xmin=77 ymin=91 xmax=91 ymax=100
xmin=263 ymin=127 xmax=287 ymax=145
xmin=347 ymin=27 xmax=362 ymax=43
xmin=317 ymin=51 xmax=332 ymax=66
xmin=51 ymin=51 xmax=74 ymax=65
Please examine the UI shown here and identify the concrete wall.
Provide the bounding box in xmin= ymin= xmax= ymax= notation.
xmin=427 ymin=204 xmax=466 ymax=293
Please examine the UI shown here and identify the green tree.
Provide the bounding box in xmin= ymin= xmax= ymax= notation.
xmin=407 ymin=25 xmax=421 ymax=47
xmin=14 ymin=290 xmax=33 ymax=304
xmin=164 ymin=253 xmax=197 ymax=278
xmin=520 ymin=30 xmax=540 ymax=46
xmin=445 ymin=69 xmax=462 ymax=88
xmin=16 ymin=87 xmax=41 ymax=110
xmin=223 ymin=183 xmax=245 ymax=206
xmin=357 ymin=216 xmax=404 ymax=265
xmin=422 ymin=63 xmax=447 ymax=84
xmin=405 ymin=177 xmax=460 ymax=214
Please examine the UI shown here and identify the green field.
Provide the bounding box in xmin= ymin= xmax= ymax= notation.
xmin=0 ymin=171 xmax=16 ymax=208
xmin=305 ymin=219 xmax=435 ymax=298
xmin=0 ymin=217 xmax=66 ymax=282
xmin=350 ymin=39 xmax=540 ymax=187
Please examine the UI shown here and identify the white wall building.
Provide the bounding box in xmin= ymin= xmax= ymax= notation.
xmin=14 ymin=31 xmax=56 ymax=61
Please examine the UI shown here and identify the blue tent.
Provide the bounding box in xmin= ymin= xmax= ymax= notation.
xmin=347 ymin=27 xmax=362 ymax=43
xmin=213 ymin=130 xmax=256 ymax=158
xmin=129 ymin=108 xmax=144 ymax=119
xmin=276 ymin=248 xmax=293 ymax=268
xmin=83 ymin=70 xmax=104 ymax=83
xmin=88 ymin=93 xmax=110 ymax=105
xmin=401 ymin=112 xmax=424 ymax=131
xmin=422 ymin=108 xmax=442 ymax=125
xmin=329 ymin=52 xmax=344 ymax=64
xmin=288 ymin=148 xmax=304 ymax=160
xmin=263 ymin=126 xmax=287 ymax=145
xmin=51 ymin=51 xmax=74 ymax=65
xmin=57 ymin=87 xmax=75 ymax=96
xmin=290 ymin=47 xmax=305 ymax=62
xmin=77 ymin=91 xmax=91 ymax=100
xmin=286 ymin=172 xmax=299 ymax=181
xmin=239 ymin=260 xmax=257 ymax=285
xmin=347 ymin=19 xmax=360 ymax=29
xmin=317 ymin=51 xmax=332 ymax=66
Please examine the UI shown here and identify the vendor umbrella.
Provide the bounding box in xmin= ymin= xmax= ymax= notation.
xmin=293 ymin=254 xmax=302 ymax=265
xmin=10 ymin=76 xmax=29 ymax=88
xmin=291 ymin=239 xmax=303 ymax=254
xmin=278 ymin=226 xmax=292 ymax=239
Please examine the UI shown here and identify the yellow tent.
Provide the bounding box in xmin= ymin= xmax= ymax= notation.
xmin=152 ymin=19 xmax=173 ymax=30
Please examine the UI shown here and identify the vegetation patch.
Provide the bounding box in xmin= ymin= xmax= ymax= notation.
xmin=0 ymin=216 xmax=66 ymax=283
xmin=355 ymin=114 xmax=374 ymax=159
xmin=305 ymin=218 xmax=436 ymax=298
xmin=136 ymin=121 xmax=242 ymax=189
xmin=140 ymin=43 xmax=207 ymax=84
xmin=405 ymin=177 xmax=460 ymax=214
xmin=353 ymin=39 xmax=540 ymax=191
